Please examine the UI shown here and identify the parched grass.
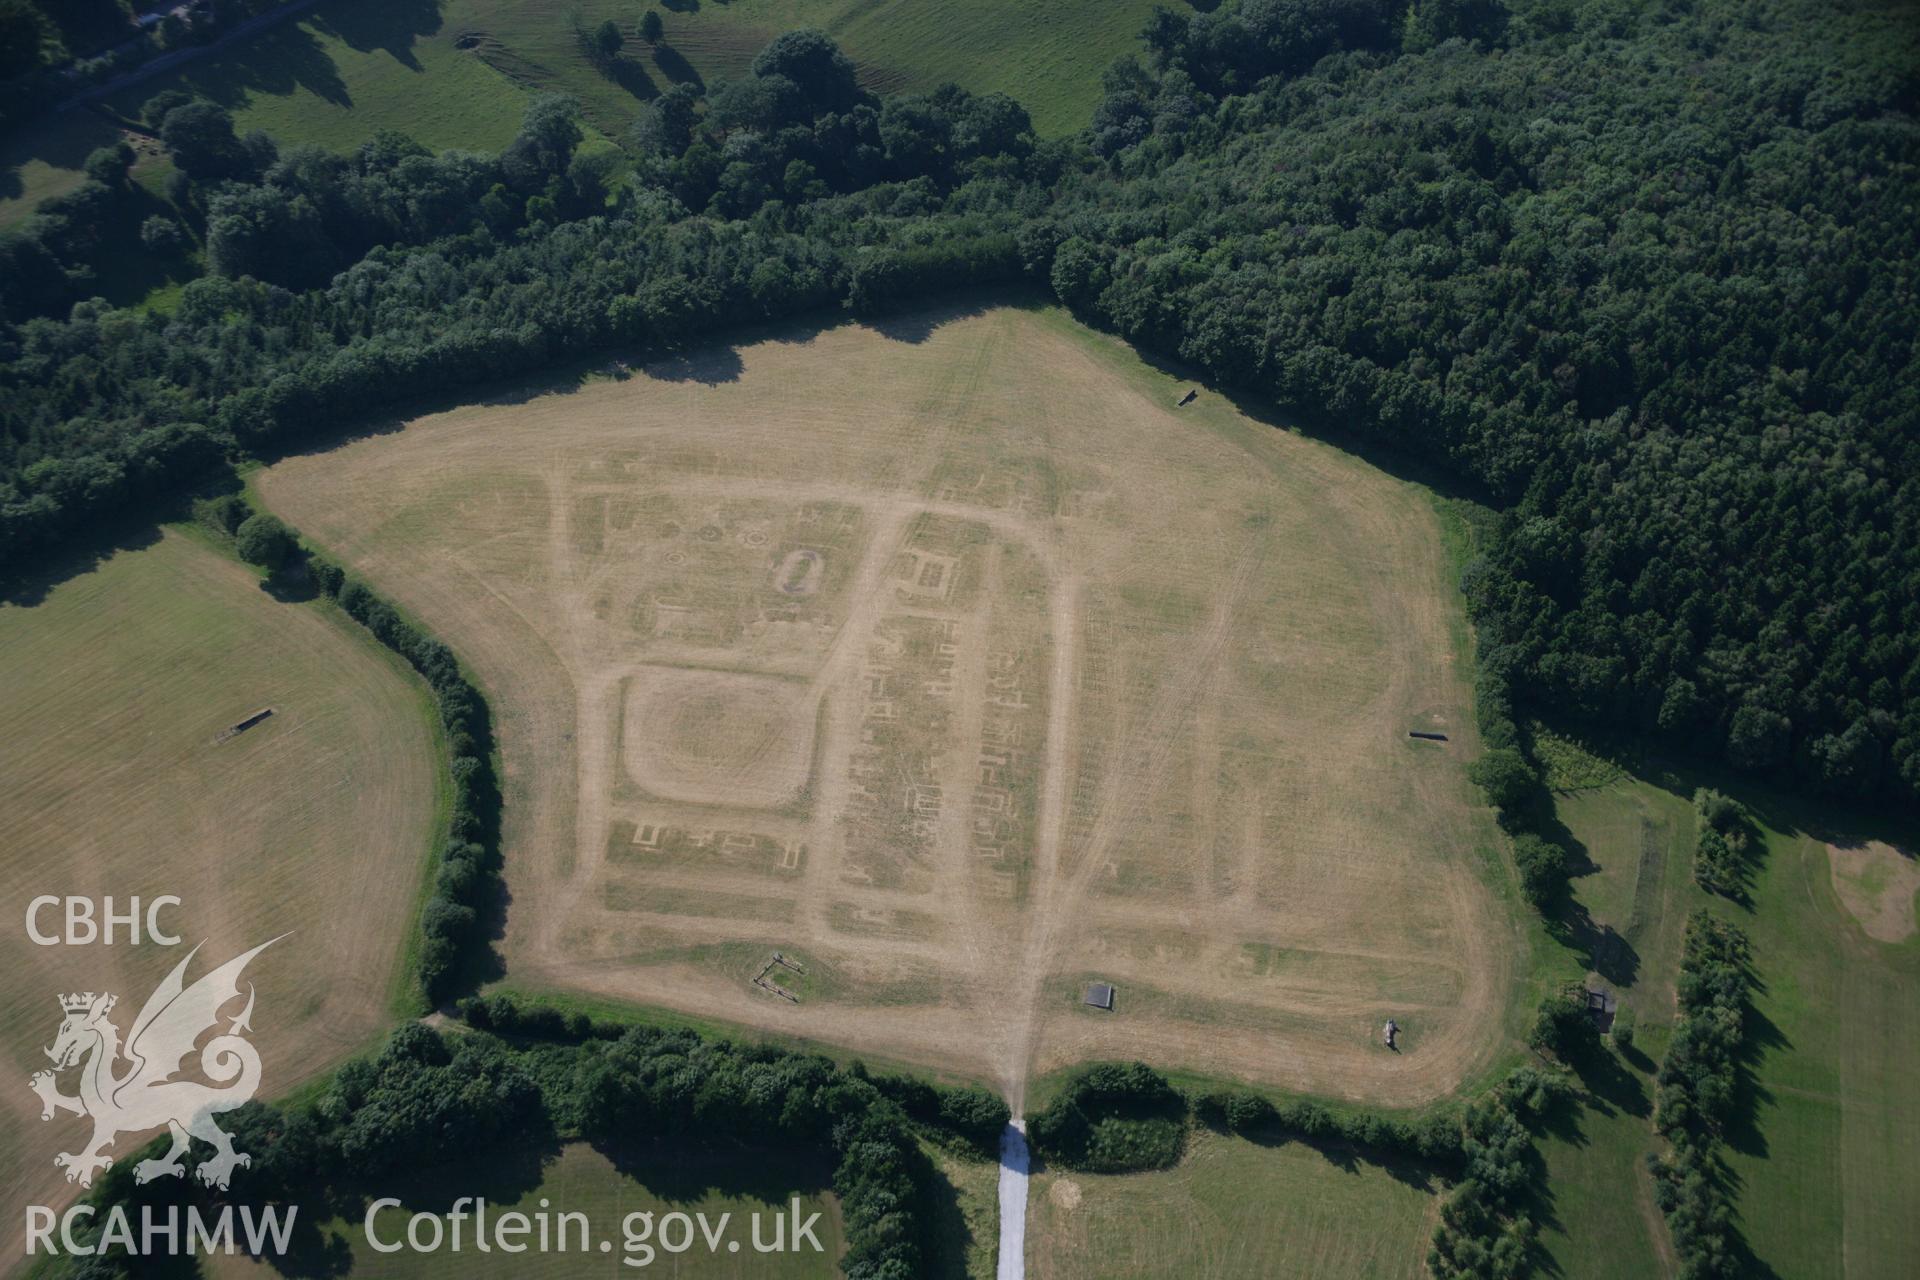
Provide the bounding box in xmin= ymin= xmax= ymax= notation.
xmin=0 ymin=527 xmax=444 ymax=1258
xmin=257 ymin=304 xmax=1517 ymax=1107
xmin=1024 ymin=1127 xmax=1437 ymax=1278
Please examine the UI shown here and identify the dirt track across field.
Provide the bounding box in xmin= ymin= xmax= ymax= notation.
xmin=259 ymin=305 xmax=1521 ymax=1106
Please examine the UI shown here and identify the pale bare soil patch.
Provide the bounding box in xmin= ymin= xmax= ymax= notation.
xmin=1826 ymin=840 xmax=1920 ymax=943
xmin=0 ymin=530 xmax=440 ymax=1258
xmin=259 ymin=306 xmax=1519 ymax=1107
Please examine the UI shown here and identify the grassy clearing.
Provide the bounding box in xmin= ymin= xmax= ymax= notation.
xmin=1025 ymin=1127 xmax=1437 ymax=1278
xmin=1532 ymin=1043 xmax=1672 ymax=1280
xmin=1523 ymin=750 xmax=1919 ymax=1280
xmin=1527 ymin=773 xmax=1711 ymax=1280
xmin=205 ymin=1141 xmax=843 ymax=1277
xmin=0 ymin=528 xmax=444 ymax=1258
xmin=1721 ymin=817 xmax=1920 ymax=1279
xmin=0 ymin=110 xmax=128 ymax=228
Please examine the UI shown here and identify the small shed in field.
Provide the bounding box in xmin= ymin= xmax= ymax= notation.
xmin=1084 ymin=983 xmax=1115 ymax=1012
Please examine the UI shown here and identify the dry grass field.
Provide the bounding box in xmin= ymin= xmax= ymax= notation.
xmin=0 ymin=530 xmax=442 ymax=1257
xmin=258 ymin=304 xmax=1519 ymax=1108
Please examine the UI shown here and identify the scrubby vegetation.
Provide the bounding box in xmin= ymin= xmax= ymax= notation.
xmin=1690 ymin=788 xmax=1755 ymax=897
xmin=1527 ymin=984 xmax=1602 ymax=1063
xmin=1426 ymin=1063 xmax=1577 ymax=1280
xmin=1027 ymin=1061 xmax=1188 ymax=1171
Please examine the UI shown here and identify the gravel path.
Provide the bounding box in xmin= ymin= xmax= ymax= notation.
xmin=996 ymin=1120 xmax=1030 ymax=1279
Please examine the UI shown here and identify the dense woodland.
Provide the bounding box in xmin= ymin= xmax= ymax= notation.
xmin=1 ymin=0 xmax=1917 ymax=807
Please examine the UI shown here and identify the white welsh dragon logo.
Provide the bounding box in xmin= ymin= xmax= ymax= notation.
xmin=28 ymin=937 xmax=282 ymax=1190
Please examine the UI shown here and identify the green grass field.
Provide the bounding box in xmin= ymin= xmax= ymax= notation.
xmin=1025 ymin=1127 xmax=1438 ymax=1278
xmin=650 ymin=0 xmax=1172 ymax=135
xmin=1521 ymin=742 xmax=1920 ymax=1280
xmin=1722 ymin=817 xmax=1919 ymax=1279
xmin=110 ymin=0 xmax=534 ymax=157
xmin=2 ymin=0 xmax=1166 ymax=228
xmin=1525 ymin=776 xmax=1689 ymax=1279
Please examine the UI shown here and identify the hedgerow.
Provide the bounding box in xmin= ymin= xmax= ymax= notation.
xmin=1649 ymin=910 xmax=1754 ymax=1279
xmin=65 ymin=1014 xmax=990 ymax=1279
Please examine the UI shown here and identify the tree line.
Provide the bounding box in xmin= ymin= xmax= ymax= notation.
xmin=200 ymin=493 xmax=505 ymax=1006
xmin=65 ymin=1009 xmax=1007 ymax=1278
xmin=1651 ymin=910 xmax=1755 ymax=1279
xmin=1026 ymin=1054 xmax=1582 ymax=1280
xmin=2 ymin=0 xmax=1916 ymax=818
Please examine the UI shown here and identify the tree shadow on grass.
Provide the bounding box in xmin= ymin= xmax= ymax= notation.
xmin=853 ymin=284 xmax=1048 ymax=343
xmin=249 ymin=1139 xmax=565 ymax=1274
xmin=1504 ymin=1125 xmax=1568 ymax=1278
xmin=0 ymin=108 xmax=126 ymax=205
xmin=342 ymin=1140 xmax=563 ymax=1216
xmin=596 ymin=1139 xmax=835 ymax=1206
xmin=917 ymin=1154 xmax=988 ymax=1280
xmin=652 ymin=43 xmax=705 ymax=90
xmin=1206 ymin=1119 xmax=1441 ymax=1196
xmin=0 ymin=504 xmax=172 ymax=607
xmin=1573 ymin=1044 xmax=1651 ymax=1121
xmin=643 ymin=344 xmax=746 ymax=384
xmin=1722 ymin=995 xmax=1786 ymax=1162
xmin=605 ymin=55 xmax=660 ymax=101
xmin=164 ymin=22 xmax=354 ymax=114
xmin=315 ymin=0 xmax=445 ymax=71
xmin=861 ymin=293 xmax=1005 ymax=344
xmin=1551 ymin=903 xmax=1641 ymax=991
xmin=1703 ymin=1148 xmax=1784 ymax=1280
